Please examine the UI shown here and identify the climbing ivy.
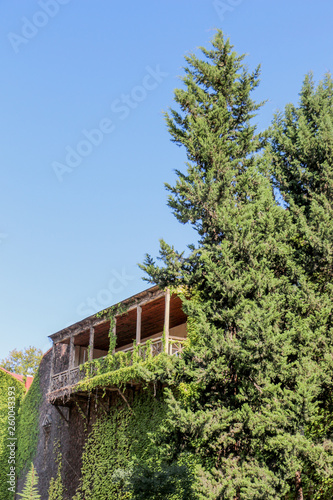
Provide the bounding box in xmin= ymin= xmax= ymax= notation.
xmin=48 ymin=451 xmax=65 ymax=500
xmin=16 ymin=369 xmax=42 ymax=475
xmin=77 ymin=344 xmax=179 ymax=393
xmin=71 ymin=291 xmax=199 ymax=498
xmin=0 ymin=369 xmax=25 ymax=500
xmin=95 ymin=302 xmax=128 ymax=355
xmin=73 ymin=388 xmax=196 ymax=499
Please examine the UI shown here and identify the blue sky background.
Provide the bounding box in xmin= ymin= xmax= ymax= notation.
xmin=0 ymin=0 xmax=332 ymax=358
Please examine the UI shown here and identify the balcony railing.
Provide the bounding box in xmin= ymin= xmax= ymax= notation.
xmin=49 ymin=336 xmax=184 ymax=395
xmin=118 ymin=337 xmax=164 ymax=356
xmin=50 ymin=366 xmax=85 ymax=393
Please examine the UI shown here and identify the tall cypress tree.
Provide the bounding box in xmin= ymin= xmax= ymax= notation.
xmin=268 ymin=72 xmax=333 ymax=283
xmin=268 ymin=73 xmax=333 ymax=498
xmin=141 ymin=32 xmax=333 ymax=499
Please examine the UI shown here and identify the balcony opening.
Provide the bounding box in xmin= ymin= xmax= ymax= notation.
xmin=47 ymin=287 xmax=188 ymax=403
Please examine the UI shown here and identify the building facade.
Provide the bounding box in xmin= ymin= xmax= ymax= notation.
xmin=16 ymin=286 xmax=187 ymax=499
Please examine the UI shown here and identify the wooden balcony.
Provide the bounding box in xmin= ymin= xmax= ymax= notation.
xmin=48 ymin=335 xmax=184 ymax=403
xmin=47 ymin=287 xmax=187 ymax=405
xmin=49 ymin=366 xmax=84 ymax=394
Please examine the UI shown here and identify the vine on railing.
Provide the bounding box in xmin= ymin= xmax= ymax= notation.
xmin=81 ymin=339 xmax=158 ymax=380
xmin=50 ymin=338 xmax=184 ymax=393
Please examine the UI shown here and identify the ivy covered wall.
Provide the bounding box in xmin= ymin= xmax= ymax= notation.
xmin=72 ymin=389 xmax=166 ymax=499
xmin=0 ymin=369 xmax=25 ymax=500
xmin=71 ymin=386 xmax=196 ymax=500
xmin=16 ymin=369 xmax=42 ymax=475
xmin=13 ymin=340 xmax=196 ymax=498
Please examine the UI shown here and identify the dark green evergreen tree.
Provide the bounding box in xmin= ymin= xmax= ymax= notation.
xmin=268 ymin=73 xmax=333 ymax=498
xmin=127 ymin=462 xmax=195 ymax=499
xmin=268 ymin=72 xmax=333 ymax=283
xmin=17 ymin=463 xmax=41 ymax=500
xmin=141 ymin=32 xmax=333 ymax=499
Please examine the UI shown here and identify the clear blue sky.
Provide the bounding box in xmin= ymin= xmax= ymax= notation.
xmin=0 ymin=0 xmax=332 ymax=358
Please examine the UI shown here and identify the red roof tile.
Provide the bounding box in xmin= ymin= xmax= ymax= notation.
xmin=0 ymin=367 xmax=33 ymax=390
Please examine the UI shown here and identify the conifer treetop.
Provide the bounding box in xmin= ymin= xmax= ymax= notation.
xmin=163 ymin=31 xmax=266 ymax=241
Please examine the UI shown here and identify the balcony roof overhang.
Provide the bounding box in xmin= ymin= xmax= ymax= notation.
xmin=49 ymin=285 xmax=168 ymax=345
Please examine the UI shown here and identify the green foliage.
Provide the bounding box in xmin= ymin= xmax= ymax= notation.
xmin=0 ymin=370 xmax=25 ymax=500
xmin=16 ymin=370 xmax=42 ymax=474
xmin=17 ymin=463 xmax=41 ymax=500
xmin=140 ymin=31 xmax=333 ymax=498
xmin=48 ymin=453 xmax=65 ymax=500
xmin=73 ymin=389 xmax=196 ymax=500
xmin=77 ymin=343 xmax=178 ymax=392
xmin=1 ymin=347 xmax=43 ymax=377
xmin=268 ymin=72 xmax=333 ymax=288
xmin=95 ymin=303 xmax=128 ymax=354
xmin=268 ymin=71 xmax=333 ymax=498
xmin=127 ymin=462 xmax=196 ymax=499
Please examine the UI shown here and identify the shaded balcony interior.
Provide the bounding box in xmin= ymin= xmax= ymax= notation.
xmin=58 ymin=293 xmax=187 ymax=365
xmin=47 ymin=288 xmax=187 ymax=402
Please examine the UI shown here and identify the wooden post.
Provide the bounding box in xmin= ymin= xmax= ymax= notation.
xmin=49 ymin=343 xmax=56 ymax=391
xmin=164 ymin=289 xmax=170 ymax=353
xmin=89 ymin=326 xmax=94 ymax=361
xmin=112 ymin=318 xmax=117 ymax=354
xmin=136 ymin=305 xmax=142 ymax=345
xmin=68 ymin=334 xmax=75 ymax=371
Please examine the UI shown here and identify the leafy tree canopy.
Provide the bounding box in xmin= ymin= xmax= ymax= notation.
xmin=1 ymin=346 xmax=43 ymax=377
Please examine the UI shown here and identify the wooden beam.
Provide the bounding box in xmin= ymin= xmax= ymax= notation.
xmin=69 ymin=334 xmax=75 ymax=370
xmin=74 ymin=398 xmax=89 ymax=421
xmin=54 ymin=405 xmax=69 ymax=425
xmin=164 ymin=289 xmax=170 ymax=353
xmin=89 ymin=326 xmax=94 ymax=361
xmin=49 ymin=289 xmax=165 ymax=345
xmin=112 ymin=318 xmax=117 ymax=354
xmin=125 ymin=289 xmax=165 ymax=314
xmin=136 ymin=305 xmax=142 ymax=344
xmin=49 ymin=343 xmax=56 ymax=391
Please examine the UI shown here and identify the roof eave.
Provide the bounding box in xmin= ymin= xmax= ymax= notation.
xmin=48 ymin=284 xmax=161 ymax=344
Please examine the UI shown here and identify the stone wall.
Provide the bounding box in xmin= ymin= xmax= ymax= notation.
xmin=16 ymin=346 xmax=93 ymax=500
xmin=16 ymin=344 xmax=161 ymax=499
